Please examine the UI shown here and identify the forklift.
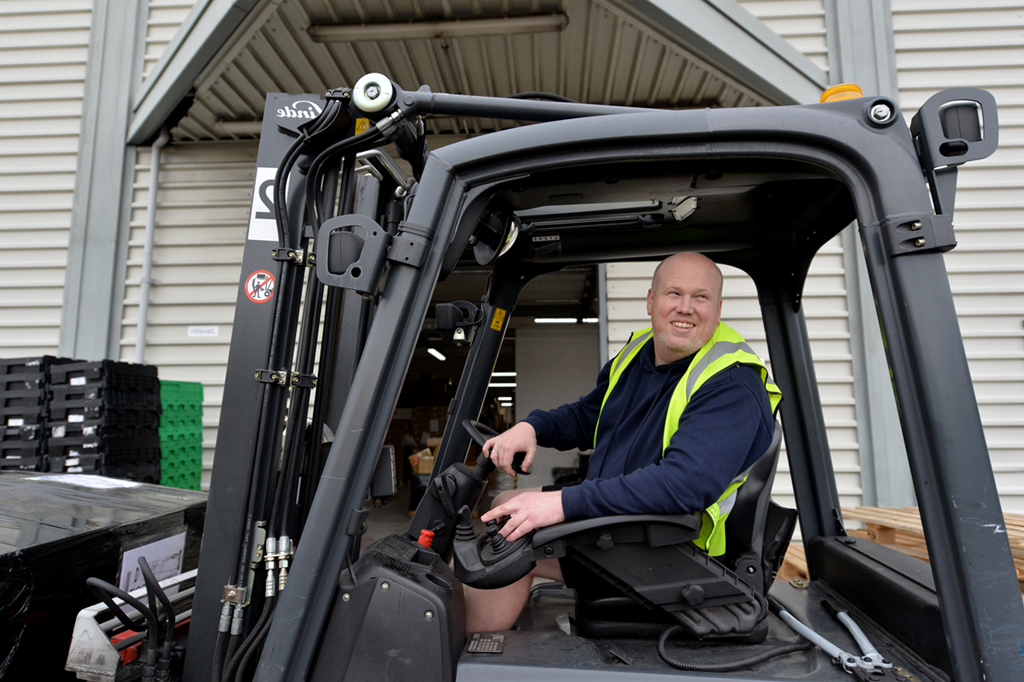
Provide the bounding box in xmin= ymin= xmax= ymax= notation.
xmin=67 ymin=74 xmax=1024 ymax=682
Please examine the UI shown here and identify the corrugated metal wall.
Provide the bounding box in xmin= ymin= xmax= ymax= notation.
xmin=738 ymin=0 xmax=829 ymax=72
xmin=122 ymin=141 xmax=257 ymax=489
xmin=891 ymin=1 xmax=1024 ymax=512
xmin=604 ymin=237 xmax=858 ymax=512
xmin=144 ymin=1 xmax=198 ymax=79
xmin=0 ymin=1 xmax=92 ymax=357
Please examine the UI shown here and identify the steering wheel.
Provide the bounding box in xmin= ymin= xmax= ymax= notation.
xmin=462 ymin=419 xmax=529 ymax=475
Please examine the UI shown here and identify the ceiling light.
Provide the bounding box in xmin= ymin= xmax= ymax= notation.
xmin=492 ymin=372 xmax=517 ymax=377
xmin=534 ymin=317 xmax=578 ymax=324
xmin=427 ymin=348 xmax=446 ymax=361
xmin=308 ymin=13 xmax=568 ymax=43
xmin=488 ymin=382 xmax=517 ymax=388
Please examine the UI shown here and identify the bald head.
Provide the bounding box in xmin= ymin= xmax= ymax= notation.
xmin=651 ymin=252 xmax=723 ymax=300
xmin=645 ymin=252 xmax=724 ymax=365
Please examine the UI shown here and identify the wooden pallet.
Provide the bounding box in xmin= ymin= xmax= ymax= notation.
xmin=776 ymin=507 xmax=1024 ymax=592
xmin=844 ymin=506 xmax=1024 ymax=591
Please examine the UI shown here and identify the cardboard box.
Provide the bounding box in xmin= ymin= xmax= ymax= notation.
xmin=408 ymin=448 xmax=435 ymax=475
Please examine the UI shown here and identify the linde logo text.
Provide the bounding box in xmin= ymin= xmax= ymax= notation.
xmin=277 ymin=100 xmax=322 ymax=119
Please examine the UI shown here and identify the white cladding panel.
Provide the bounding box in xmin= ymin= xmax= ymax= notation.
xmin=122 ymin=141 xmax=257 ymax=490
xmin=144 ymin=1 xmax=198 ymax=79
xmin=738 ymin=0 xmax=829 ymax=72
xmin=0 ymin=1 xmax=91 ymax=356
xmin=891 ymin=0 xmax=1024 ymax=513
xmin=604 ymin=237 xmax=859 ymax=512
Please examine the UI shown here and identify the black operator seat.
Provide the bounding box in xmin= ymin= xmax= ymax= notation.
xmin=454 ymin=422 xmax=796 ymax=641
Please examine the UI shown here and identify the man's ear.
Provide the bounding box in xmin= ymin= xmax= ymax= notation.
xmin=646 ymin=288 xmax=653 ymax=316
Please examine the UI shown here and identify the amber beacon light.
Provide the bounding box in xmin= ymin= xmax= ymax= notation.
xmin=820 ymin=83 xmax=864 ymax=103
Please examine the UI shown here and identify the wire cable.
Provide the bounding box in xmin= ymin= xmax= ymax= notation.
xmin=657 ymin=626 xmax=813 ymax=672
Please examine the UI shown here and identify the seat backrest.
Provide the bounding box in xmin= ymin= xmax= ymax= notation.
xmin=722 ymin=420 xmax=783 ymax=590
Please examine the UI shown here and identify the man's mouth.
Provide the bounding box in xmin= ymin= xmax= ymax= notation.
xmin=671 ymin=321 xmax=695 ymax=330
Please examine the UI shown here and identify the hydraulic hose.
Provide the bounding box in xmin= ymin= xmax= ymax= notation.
xmin=86 ymin=578 xmax=160 ymax=682
xmin=138 ymin=557 xmax=177 ymax=676
xmin=657 ymin=627 xmax=813 ymax=672
xmin=223 ymin=597 xmax=276 ymax=682
xmin=656 ymin=589 xmax=793 ymax=672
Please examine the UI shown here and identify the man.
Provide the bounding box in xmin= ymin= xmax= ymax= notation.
xmin=465 ymin=252 xmax=781 ymax=632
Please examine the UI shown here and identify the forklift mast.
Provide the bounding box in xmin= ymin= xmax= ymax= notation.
xmin=174 ymin=76 xmax=1023 ymax=682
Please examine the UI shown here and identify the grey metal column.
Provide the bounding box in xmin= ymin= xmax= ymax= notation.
xmin=59 ymin=0 xmax=146 ymax=361
xmin=824 ymin=0 xmax=913 ymax=507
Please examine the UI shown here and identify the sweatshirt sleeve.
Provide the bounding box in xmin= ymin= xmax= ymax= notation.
xmin=520 ymin=359 xmax=612 ymax=453
xmin=560 ymin=366 xmax=770 ymax=519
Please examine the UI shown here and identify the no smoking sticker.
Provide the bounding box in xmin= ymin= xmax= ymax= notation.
xmin=245 ymin=270 xmax=275 ymax=303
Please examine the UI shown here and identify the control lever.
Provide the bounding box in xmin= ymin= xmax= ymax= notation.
xmin=452 ymin=506 xmax=537 ymax=589
xmin=462 ymin=419 xmax=529 ymax=476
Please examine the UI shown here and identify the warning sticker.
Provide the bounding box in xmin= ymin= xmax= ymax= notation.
xmin=245 ymin=270 xmax=275 ymax=303
xmin=490 ymin=307 xmax=507 ymax=332
xmin=355 ymin=118 xmax=371 ymax=134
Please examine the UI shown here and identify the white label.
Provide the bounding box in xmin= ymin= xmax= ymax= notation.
xmin=247 ymin=167 xmax=280 ymax=241
xmin=52 ymin=425 xmax=66 ymax=438
xmin=68 ymin=414 xmax=84 ymax=423
xmin=188 ymin=325 xmax=219 ymax=337
xmin=68 ymin=466 xmax=83 ymax=473
xmin=70 ymin=377 xmax=86 ymax=386
xmin=119 ymin=532 xmax=187 ymax=592
xmin=28 ymin=474 xmax=141 ymax=489
xmin=66 ymin=457 xmax=80 ymax=467
xmin=7 ymin=418 xmax=23 ymax=427
xmin=83 ymin=426 xmax=96 ymax=436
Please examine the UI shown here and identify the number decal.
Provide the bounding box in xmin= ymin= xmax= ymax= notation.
xmin=255 ymin=179 xmax=274 ymax=220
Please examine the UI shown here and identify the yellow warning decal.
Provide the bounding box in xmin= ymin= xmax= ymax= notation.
xmin=355 ymin=118 xmax=371 ymax=134
xmin=490 ymin=308 xmax=507 ymax=332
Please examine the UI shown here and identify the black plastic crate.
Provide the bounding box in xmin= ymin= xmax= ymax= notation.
xmin=49 ymin=360 xmax=159 ymax=392
xmin=0 ymin=439 xmax=42 ymax=470
xmin=1 ymin=404 xmax=45 ymax=426
xmin=44 ymin=451 xmax=103 ymax=474
xmin=0 ymin=388 xmax=46 ymax=410
xmin=103 ymin=460 xmax=161 ymax=484
xmin=1 ymin=423 xmax=44 ymax=442
xmin=48 ymin=394 xmax=163 ymax=421
xmin=0 ymin=355 xmax=73 ymax=379
xmin=50 ymin=383 xmax=160 ymax=405
xmin=50 ymin=414 xmax=161 ymax=439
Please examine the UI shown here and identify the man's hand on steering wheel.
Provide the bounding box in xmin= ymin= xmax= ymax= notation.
xmin=481 ymin=421 xmax=537 ymax=478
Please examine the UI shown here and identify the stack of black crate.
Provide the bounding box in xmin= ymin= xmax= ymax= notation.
xmin=0 ymin=357 xmax=71 ymax=472
xmin=47 ymin=360 xmax=163 ymax=482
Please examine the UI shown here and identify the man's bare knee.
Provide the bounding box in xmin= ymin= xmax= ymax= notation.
xmin=492 ymin=486 xmax=542 ymax=509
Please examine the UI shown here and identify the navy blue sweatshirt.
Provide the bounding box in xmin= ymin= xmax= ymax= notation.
xmin=523 ymin=341 xmax=775 ymax=520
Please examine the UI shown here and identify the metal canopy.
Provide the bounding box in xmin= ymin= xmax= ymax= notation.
xmin=127 ymin=0 xmax=828 ymax=145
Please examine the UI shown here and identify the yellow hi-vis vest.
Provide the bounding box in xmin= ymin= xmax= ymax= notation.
xmin=595 ymin=322 xmax=783 ymax=556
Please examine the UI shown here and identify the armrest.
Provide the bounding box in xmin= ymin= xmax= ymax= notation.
xmin=532 ymin=512 xmax=702 ymax=550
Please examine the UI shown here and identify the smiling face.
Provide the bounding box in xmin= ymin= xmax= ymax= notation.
xmin=646 ymin=252 xmax=724 ymax=366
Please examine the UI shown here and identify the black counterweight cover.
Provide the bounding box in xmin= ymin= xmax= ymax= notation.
xmin=310 ymin=534 xmax=465 ymax=682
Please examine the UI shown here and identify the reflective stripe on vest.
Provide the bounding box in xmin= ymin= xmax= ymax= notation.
xmin=596 ymin=322 xmax=782 ymax=556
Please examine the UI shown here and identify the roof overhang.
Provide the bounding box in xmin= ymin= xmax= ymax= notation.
xmin=127 ymin=0 xmax=828 ymax=145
